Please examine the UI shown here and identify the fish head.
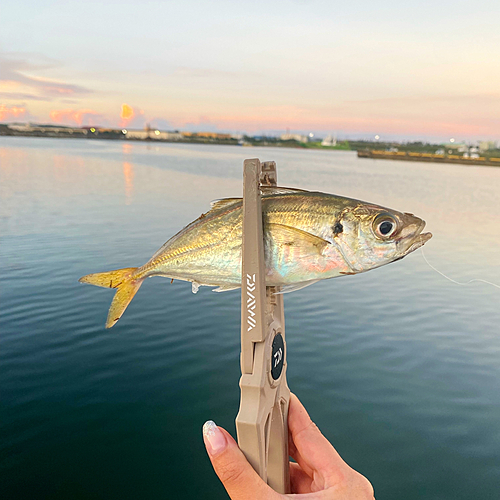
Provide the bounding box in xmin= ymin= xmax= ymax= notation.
xmin=333 ymin=203 xmax=432 ymax=273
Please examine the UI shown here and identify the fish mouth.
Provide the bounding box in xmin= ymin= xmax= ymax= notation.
xmin=395 ymin=217 xmax=432 ymax=258
xmin=406 ymin=231 xmax=432 ymax=253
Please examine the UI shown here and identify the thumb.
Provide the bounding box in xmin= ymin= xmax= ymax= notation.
xmin=202 ymin=421 xmax=280 ymax=500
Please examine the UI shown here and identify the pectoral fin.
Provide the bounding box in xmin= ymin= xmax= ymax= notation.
xmin=268 ymin=223 xmax=330 ymax=254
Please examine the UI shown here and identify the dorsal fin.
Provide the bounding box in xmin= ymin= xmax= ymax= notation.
xmin=261 ymin=186 xmax=310 ymax=196
xmin=208 ymin=187 xmax=308 ymax=212
xmin=209 ymin=198 xmax=242 ymax=211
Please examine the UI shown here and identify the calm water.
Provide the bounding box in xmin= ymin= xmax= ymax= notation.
xmin=1 ymin=137 xmax=499 ymax=499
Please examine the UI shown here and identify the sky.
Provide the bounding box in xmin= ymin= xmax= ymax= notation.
xmin=1 ymin=0 xmax=500 ymax=141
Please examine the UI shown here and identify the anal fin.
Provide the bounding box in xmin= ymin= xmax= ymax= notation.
xmin=212 ymin=284 xmax=240 ymax=292
xmin=274 ymin=280 xmax=320 ymax=294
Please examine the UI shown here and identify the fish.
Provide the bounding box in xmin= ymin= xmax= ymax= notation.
xmin=79 ymin=186 xmax=432 ymax=328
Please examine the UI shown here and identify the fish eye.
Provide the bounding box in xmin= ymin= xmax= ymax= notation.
xmin=373 ymin=215 xmax=398 ymax=239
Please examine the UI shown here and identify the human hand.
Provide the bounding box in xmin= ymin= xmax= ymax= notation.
xmin=203 ymin=393 xmax=374 ymax=499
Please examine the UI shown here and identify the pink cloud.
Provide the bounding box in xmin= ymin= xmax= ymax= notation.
xmin=50 ymin=108 xmax=101 ymax=126
xmin=174 ymin=97 xmax=499 ymax=139
xmin=0 ymin=103 xmax=27 ymax=121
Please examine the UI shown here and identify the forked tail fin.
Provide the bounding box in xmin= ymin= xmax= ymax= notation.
xmin=79 ymin=267 xmax=143 ymax=328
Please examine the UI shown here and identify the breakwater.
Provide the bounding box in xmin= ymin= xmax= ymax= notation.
xmin=358 ymin=149 xmax=500 ymax=167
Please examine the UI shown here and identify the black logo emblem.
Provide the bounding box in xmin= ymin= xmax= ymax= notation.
xmin=271 ymin=333 xmax=285 ymax=380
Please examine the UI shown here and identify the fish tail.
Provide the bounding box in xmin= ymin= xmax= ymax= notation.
xmin=79 ymin=267 xmax=143 ymax=328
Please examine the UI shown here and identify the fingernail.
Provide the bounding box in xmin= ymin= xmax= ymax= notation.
xmin=203 ymin=420 xmax=227 ymax=456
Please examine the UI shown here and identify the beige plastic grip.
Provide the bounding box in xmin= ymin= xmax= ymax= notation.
xmin=236 ymin=158 xmax=291 ymax=493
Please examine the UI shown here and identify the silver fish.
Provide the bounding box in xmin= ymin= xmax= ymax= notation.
xmin=80 ymin=186 xmax=432 ymax=327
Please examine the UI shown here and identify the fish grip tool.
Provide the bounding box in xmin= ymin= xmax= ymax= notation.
xmin=236 ymin=158 xmax=290 ymax=493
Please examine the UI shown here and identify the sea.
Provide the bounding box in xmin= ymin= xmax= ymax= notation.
xmin=1 ymin=137 xmax=499 ymax=499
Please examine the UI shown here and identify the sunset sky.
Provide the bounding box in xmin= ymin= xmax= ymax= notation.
xmin=1 ymin=0 xmax=500 ymax=141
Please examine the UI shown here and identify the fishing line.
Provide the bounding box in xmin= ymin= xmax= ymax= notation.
xmin=420 ymin=243 xmax=500 ymax=290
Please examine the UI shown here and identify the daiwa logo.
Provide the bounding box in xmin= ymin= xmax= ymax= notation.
xmin=246 ymin=274 xmax=257 ymax=331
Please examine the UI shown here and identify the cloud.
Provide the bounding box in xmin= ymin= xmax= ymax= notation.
xmin=180 ymin=116 xmax=221 ymax=133
xmin=334 ymin=93 xmax=500 ymax=138
xmin=0 ymin=104 xmax=28 ymax=122
xmin=50 ymin=108 xmax=102 ymax=126
xmin=0 ymin=90 xmax=51 ymax=102
xmin=120 ymin=103 xmax=134 ymax=125
xmin=345 ymin=93 xmax=500 ymax=106
xmin=173 ymin=105 xmax=309 ymax=133
xmin=149 ymin=118 xmax=174 ymax=130
xmin=119 ymin=103 xmax=144 ymax=128
xmin=0 ymin=52 xmax=93 ymax=102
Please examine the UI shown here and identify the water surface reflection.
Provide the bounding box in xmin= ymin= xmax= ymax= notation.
xmin=1 ymin=137 xmax=499 ymax=500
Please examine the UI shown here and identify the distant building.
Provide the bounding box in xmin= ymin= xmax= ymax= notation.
xmin=157 ymin=130 xmax=182 ymax=140
xmin=444 ymin=142 xmax=467 ymax=153
xmin=321 ymin=135 xmax=337 ymax=147
xmin=8 ymin=123 xmax=88 ymax=136
xmin=7 ymin=123 xmax=34 ymax=132
xmin=479 ymin=141 xmax=497 ymax=152
xmin=181 ymin=131 xmax=232 ymax=140
xmin=125 ymin=129 xmax=182 ymax=140
xmin=464 ymin=146 xmax=480 ymax=159
xmin=280 ymin=133 xmax=309 ymax=143
xmin=125 ymin=129 xmax=149 ymax=140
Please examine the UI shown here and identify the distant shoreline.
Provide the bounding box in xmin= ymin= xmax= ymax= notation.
xmin=0 ymin=123 xmax=349 ymax=151
xmin=0 ymin=133 xmax=350 ymax=150
xmin=358 ymin=149 xmax=500 ymax=167
xmin=2 ymin=124 xmax=500 ymax=163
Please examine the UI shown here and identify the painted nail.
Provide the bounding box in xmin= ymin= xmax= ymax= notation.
xmin=203 ymin=420 xmax=227 ymax=456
